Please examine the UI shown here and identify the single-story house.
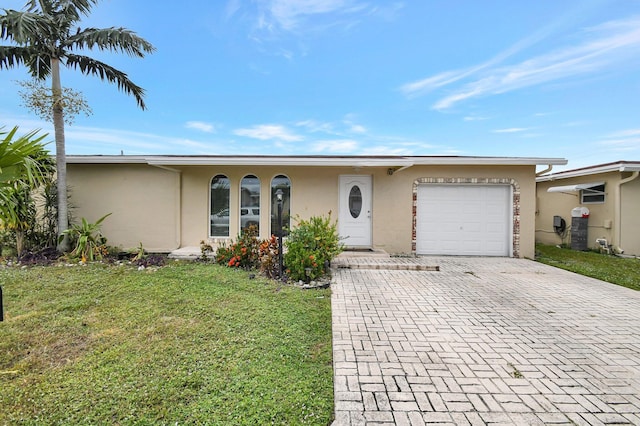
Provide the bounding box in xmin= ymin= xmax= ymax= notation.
xmin=65 ymin=155 xmax=567 ymax=259
xmin=536 ymin=161 xmax=640 ymax=256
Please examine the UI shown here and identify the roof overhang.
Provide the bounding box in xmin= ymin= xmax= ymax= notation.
xmin=65 ymin=155 xmax=568 ymax=168
xmin=537 ymin=161 xmax=640 ymax=182
xmin=547 ymin=182 xmax=604 ymax=193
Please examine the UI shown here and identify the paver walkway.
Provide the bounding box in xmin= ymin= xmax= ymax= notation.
xmin=331 ymin=256 xmax=640 ymax=425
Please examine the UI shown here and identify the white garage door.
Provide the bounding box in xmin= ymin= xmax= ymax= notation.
xmin=416 ymin=185 xmax=511 ymax=256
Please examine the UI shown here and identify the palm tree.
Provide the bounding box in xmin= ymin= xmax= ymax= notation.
xmin=0 ymin=0 xmax=155 ymax=252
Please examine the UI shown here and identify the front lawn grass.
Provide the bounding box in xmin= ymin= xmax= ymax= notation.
xmin=0 ymin=262 xmax=333 ymax=425
xmin=535 ymin=244 xmax=640 ymax=291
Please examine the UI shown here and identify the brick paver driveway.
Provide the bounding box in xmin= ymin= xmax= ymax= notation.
xmin=331 ymin=257 xmax=640 ymax=425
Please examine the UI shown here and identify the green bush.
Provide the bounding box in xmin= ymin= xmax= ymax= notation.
xmin=284 ymin=213 xmax=343 ymax=282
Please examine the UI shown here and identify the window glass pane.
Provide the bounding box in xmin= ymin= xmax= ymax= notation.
xmin=349 ymin=185 xmax=362 ymax=218
xmin=271 ymin=175 xmax=291 ymax=236
xmin=241 ymin=175 xmax=260 ymax=233
xmin=581 ymin=184 xmax=605 ymax=204
xmin=210 ymin=175 xmax=230 ymax=237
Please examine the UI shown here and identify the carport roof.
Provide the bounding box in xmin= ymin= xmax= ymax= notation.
xmin=66 ymin=155 xmax=567 ymax=168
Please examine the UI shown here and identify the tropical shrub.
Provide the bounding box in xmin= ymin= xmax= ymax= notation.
xmin=284 ymin=213 xmax=343 ymax=282
xmin=259 ymin=234 xmax=281 ymax=280
xmin=0 ymin=126 xmax=56 ymax=256
xmin=62 ymin=213 xmax=111 ymax=262
xmin=215 ymin=225 xmax=260 ymax=269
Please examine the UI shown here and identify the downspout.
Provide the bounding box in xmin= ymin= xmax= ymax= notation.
xmin=536 ymin=164 xmax=553 ymax=176
xmin=149 ymin=164 xmax=183 ymax=250
xmin=615 ymin=171 xmax=639 ymax=250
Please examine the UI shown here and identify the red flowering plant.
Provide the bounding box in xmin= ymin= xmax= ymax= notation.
xmin=215 ymin=225 xmax=260 ymax=269
xmin=258 ymin=234 xmax=281 ymax=279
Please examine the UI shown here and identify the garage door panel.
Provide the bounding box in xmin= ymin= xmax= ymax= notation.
xmin=416 ymin=185 xmax=511 ymax=256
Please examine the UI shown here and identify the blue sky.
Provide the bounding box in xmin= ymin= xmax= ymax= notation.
xmin=1 ymin=0 xmax=639 ymax=171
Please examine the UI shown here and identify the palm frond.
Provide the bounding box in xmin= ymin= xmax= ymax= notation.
xmin=0 ymin=46 xmax=30 ymax=68
xmin=0 ymin=9 xmax=48 ymax=44
xmin=0 ymin=46 xmax=51 ymax=78
xmin=65 ymin=53 xmax=148 ymax=109
xmin=57 ymin=0 xmax=99 ymax=18
xmin=25 ymin=0 xmax=97 ymax=19
xmin=0 ymin=126 xmax=51 ymax=187
xmin=64 ymin=27 xmax=155 ymax=57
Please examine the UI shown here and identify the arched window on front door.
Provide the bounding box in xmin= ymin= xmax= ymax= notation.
xmin=240 ymin=175 xmax=260 ymax=234
xmin=271 ymin=175 xmax=291 ymax=236
xmin=210 ymin=175 xmax=230 ymax=237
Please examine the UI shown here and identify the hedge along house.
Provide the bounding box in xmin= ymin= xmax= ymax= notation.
xmin=65 ymin=155 xmax=567 ymax=259
xmin=536 ymin=161 xmax=640 ymax=256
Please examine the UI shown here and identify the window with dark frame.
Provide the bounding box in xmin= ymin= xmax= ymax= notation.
xmin=580 ymin=184 xmax=605 ymax=204
xmin=271 ymin=175 xmax=291 ymax=236
xmin=210 ymin=175 xmax=230 ymax=237
xmin=240 ymin=175 xmax=260 ymax=233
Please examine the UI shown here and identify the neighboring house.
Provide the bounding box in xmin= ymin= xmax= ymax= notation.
xmin=536 ymin=161 xmax=640 ymax=256
xmin=65 ymin=155 xmax=567 ymax=258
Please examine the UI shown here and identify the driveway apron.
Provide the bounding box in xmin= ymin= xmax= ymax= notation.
xmin=331 ymin=256 xmax=640 ymax=425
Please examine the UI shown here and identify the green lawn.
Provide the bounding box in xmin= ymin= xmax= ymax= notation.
xmin=535 ymin=244 xmax=640 ymax=291
xmin=0 ymin=262 xmax=334 ymax=425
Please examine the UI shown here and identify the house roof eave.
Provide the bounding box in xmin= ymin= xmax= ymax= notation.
xmin=537 ymin=161 xmax=640 ymax=182
xmin=65 ymin=154 xmax=568 ymax=168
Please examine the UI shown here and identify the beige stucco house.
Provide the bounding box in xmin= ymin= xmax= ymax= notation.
xmin=66 ymin=155 xmax=567 ymax=259
xmin=536 ymin=161 xmax=640 ymax=256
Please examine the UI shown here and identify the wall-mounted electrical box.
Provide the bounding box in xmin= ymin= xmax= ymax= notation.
xmin=553 ymin=215 xmax=566 ymax=235
xmin=553 ymin=215 xmax=563 ymax=228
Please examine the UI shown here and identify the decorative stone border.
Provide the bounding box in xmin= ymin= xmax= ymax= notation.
xmin=412 ymin=177 xmax=521 ymax=257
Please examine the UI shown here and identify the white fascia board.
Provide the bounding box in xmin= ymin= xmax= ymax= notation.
xmin=144 ymin=156 xmax=415 ymax=168
xmin=67 ymin=155 xmax=567 ymax=167
xmin=66 ymin=155 xmax=149 ymax=164
xmin=410 ymin=156 xmax=567 ymax=166
xmin=537 ymin=161 xmax=640 ymax=182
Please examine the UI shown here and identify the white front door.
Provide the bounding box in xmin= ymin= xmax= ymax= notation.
xmin=339 ymin=175 xmax=372 ymax=247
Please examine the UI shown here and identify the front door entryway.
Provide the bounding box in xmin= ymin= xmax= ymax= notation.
xmin=339 ymin=175 xmax=372 ymax=248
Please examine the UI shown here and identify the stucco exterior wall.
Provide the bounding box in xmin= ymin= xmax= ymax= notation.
xmin=535 ymin=172 xmax=619 ymax=250
xmin=620 ymin=175 xmax=640 ymax=255
xmin=67 ymin=164 xmax=180 ymax=252
xmin=180 ymin=164 xmax=537 ymax=258
xmin=67 ymin=162 xmax=538 ymax=258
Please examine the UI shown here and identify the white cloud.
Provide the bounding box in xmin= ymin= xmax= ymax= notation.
xmin=400 ymin=70 xmax=466 ymax=97
xmin=233 ymin=124 xmax=303 ymax=142
xmin=463 ymin=114 xmax=490 ymax=122
xmin=185 ymin=121 xmax=216 ymax=133
xmin=402 ymin=16 xmax=640 ymax=110
xmin=607 ymin=128 xmax=640 ymax=138
xmin=598 ymin=129 xmax=640 ymax=152
xmin=400 ymin=11 xmax=564 ymax=98
xmin=359 ymin=145 xmax=412 ymax=156
xmin=266 ymin=0 xmax=366 ymax=31
xmin=492 ymin=128 xmax=530 ymax=133
xmin=312 ymin=139 xmax=358 ymax=153
xmin=342 ymin=113 xmax=367 ymax=133
xmin=295 ymin=119 xmax=335 ymax=133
